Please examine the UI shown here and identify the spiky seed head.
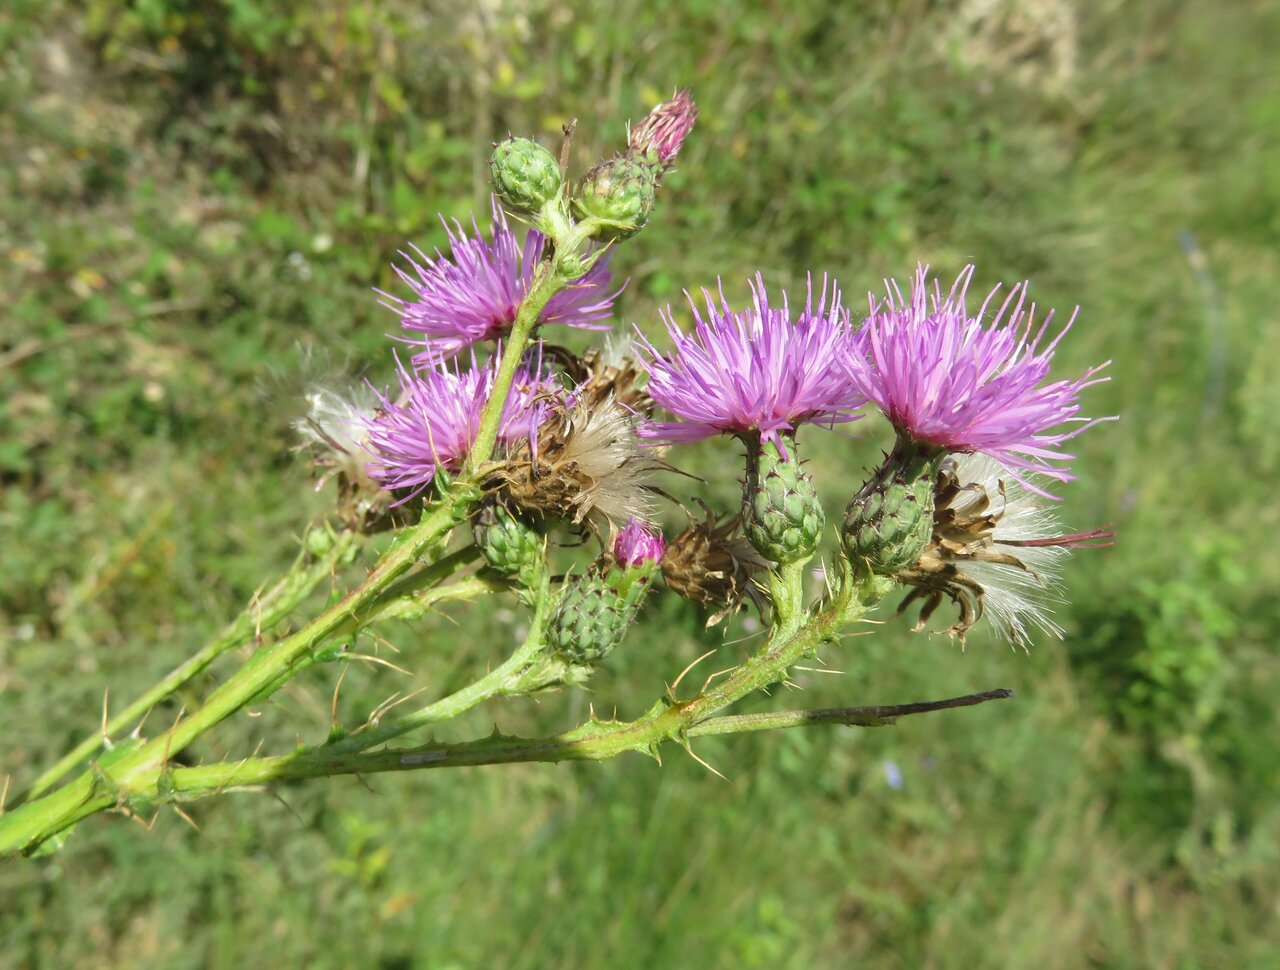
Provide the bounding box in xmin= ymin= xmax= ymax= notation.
xmin=573 ymin=154 xmax=658 ymax=241
xmin=490 ymin=137 xmax=563 ymax=215
xmin=842 ymin=437 xmax=945 ymax=577
xmin=744 ymin=437 xmax=825 ymax=564
xmin=894 ymin=453 xmax=1114 ymax=646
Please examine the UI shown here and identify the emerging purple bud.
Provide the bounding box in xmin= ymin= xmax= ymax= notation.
xmin=628 ymin=90 xmax=697 ymax=172
xmin=614 ymin=517 xmax=666 ymax=568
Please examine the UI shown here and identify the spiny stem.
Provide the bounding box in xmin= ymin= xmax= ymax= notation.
xmin=325 ymin=570 xmax=555 ymax=754
xmin=0 ymin=495 xmax=470 ymax=856
xmin=1 ymin=253 xmax=581 ymax=855
xmin=153 ymin=689 xmax=1014 ymax=794
xmin=23 ymin=530 xmax=360 ymax=800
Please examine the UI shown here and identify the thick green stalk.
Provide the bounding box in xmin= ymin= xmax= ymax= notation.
xmin=1 ymin=571 xmax=886 ymax=840
xmin=0 ymin=495 xmax=470 ymax=857
xmin=468 ymin=267 xmax=560 ymax=466
xmin=467 ymin=217 xmax=602 ymax=467
xmin=23 ymin=531 xmax=360 ymax=799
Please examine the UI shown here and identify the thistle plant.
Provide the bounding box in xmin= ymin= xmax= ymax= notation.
xmin=0 ymin=91 xmax=1115 ymax=859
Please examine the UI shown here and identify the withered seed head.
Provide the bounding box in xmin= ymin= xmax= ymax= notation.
xmin=896 ymin=454 xmax=1113 ymax=646
xmin=576 ymin=346 xmax=654 ymax=416
xmin=488 ymin=396 xmax=659 ymax=528
xmin=550 ymin=343 xmax=654 ymax=418
xmin=660 ymin=509 xmax=767 ymax=626
xmin=292 ymin=382 xmax=407 ymax=533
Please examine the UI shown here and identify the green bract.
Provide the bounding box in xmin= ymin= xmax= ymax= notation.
xmin=842 ymin=440 xmax=943 ymax=576
xmin=745 ymin=439 xmax=825 ymax=565
xmin=490 ymin=136 xmax=562 ymax=214
xmin=572 ymin=154 xmax=658 ymax=240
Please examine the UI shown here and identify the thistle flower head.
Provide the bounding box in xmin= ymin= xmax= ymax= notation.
xmin=381 ymin=200 xmax=621 ymax=365
xmin=636 ymin=274 xmax=865 ymax=453
xmin=627 ymin=89 xmax=698 ymax=172
xmin=844 ymin=265 xmax=1112 ymax=496
xmin=614 ymin=517 xmax=666 ymax=569
xmin=898 ymin=453 xmax=1114 ymax=646
xmin=363 ymin=351 xmax=557 ymax=500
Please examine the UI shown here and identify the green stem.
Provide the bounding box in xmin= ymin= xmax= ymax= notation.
xmin=23 ymin=530 xmax=359 ymax=800
xmin=466 ymin=217 xmax=602 ymax=468
xmin=325 ymin=571 xmax=555 ymax=754
xmin=0 ymin=495 xmax=471 ymax=857
xmin=0 ymin=573 xmax=885 ymax=848
xmin=468 ymin=266 xmax=561 ymax=467
xmin=143 ymin=689 xmax=1015 ymax=795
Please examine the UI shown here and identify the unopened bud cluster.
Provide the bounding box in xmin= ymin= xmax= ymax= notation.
xmin=489 ymin=91 xmax=697 ymax=245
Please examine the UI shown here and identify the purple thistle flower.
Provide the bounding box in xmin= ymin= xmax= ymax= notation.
xmin=628 ymin=90 xmax=698 ymax=172
xmin=363 ymin=350 xmax=559 ymax=500
xmin=843 ymin=265 xmax=1112 ymax=496
xmin=614 ymin=517 xmax=666 ymax=568
xmin=635 ymin=274 xmax=865 ymax=453
xmin=379 ymin=199 xmax=622 ymax=365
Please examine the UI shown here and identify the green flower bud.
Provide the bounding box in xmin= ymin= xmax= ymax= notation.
xmin=572 ymin=153 xmax=658 ymax=241
xmin=744 ymin=437 xmax=825 ymax=564
xmin=548 ymin=570 xmax=650 ymax=665
xmin=303 ymin=526 xmax=337 ymax=557
xmin=490 ymin=137 xmax=562 ymax=215
xmin=473 ymin=504 xmax=543 ymax=591
xmin=842 ymin=438 xmax=945 ymax=576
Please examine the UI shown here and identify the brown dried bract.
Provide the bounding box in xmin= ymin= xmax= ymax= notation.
xmin=552 ymin=345 xmax=654 ymax=417
xmin=660 ymin=508 xmax=767 ymax=626
xmin=897 ymin=457 xmax=1112 ymax=644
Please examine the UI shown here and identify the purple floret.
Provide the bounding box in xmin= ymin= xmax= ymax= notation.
xmin=614 ymin=517 xmax=666 ymax=568
xmin=844 ymin=265 xmax=1112 ymax=496
xmin=363 ymin=350 xmax=558 ymax=500
xmin=628 ymin=90 xmax=698 ymax=171
xmin=635 ymin=274 xmax=865 ymax=453
xmin=379 ymin=199 xmax=621 ymax=365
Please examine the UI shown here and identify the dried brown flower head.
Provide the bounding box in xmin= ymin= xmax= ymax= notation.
xmin=660 ymin=508 xmax=767 ymax=626
xmin=551 ymin=342 xmax=654 ymax=417
xmin=489 ymin=396 xmax=659 ymax=528
xmin=897 ymin=454 xmax=1113 ymax=646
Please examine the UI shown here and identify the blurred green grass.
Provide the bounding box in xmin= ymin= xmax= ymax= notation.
xmin=2 ymin=0 xmax=1279 ymax=966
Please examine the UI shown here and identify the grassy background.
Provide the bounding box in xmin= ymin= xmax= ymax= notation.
xmin=2 ymin=0 xmax=1279 ymax=966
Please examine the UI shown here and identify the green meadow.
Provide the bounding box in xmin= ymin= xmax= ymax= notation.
xmin=2 ymin=1 xmax=1278 ymax=966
